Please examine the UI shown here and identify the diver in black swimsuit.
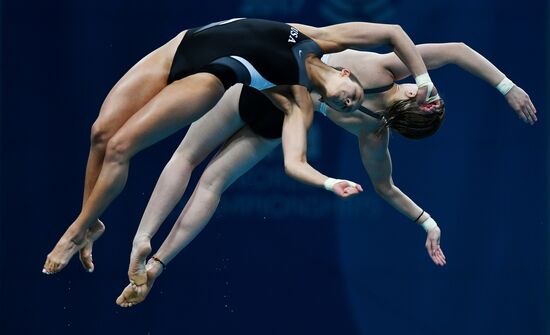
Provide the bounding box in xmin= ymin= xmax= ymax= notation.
xmin=115 ymin=41 xmax=537 ymax=307
xmin=44 ymin=18 xmax=438 ymax=275
xmin=168 ymin=18 xmax=324 ymax=90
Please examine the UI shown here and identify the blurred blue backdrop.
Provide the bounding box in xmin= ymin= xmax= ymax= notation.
xmin=0 ymin=0 xmax=547 ymax=334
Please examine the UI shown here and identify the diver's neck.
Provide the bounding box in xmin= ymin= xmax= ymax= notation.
xmin=360 ymin=83 xmax=399 ymax=113
xmin=306 ymin=56 xmax=338 ymax=96
xmin=382 ymin=83 xmax=403 ymax=105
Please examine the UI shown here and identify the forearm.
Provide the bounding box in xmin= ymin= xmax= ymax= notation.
xmin=359 ymin=132 xmax=424 ymax=221
xmin=317 ymin=23 xmax=427 ymax=77
xmin=375 ymin=184 xmax=425 ymax=222
xmin=284 ymin=160 xmax=329 ymax=188
xmin=389 ymin=25 xmax=428 ymax=78
xmin=281 ymin=91 xmax=328 ymax=188
xmin=451 ymin=42 xmax=506 ymax=86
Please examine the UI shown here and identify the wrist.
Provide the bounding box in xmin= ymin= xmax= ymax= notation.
xmin=419 ymin=217 xmax=438 ymax=232
xmin=413 ymin=210 xmax=425 ymax=223
xmin=415 ymin=73 xmax=432 ymax=87
xmin=495 ymin=77 xmax=515 ymax=96
xmin=415 ymin=73 xmax=440 ymax=103
xmin=324 ymin=178 xmax=338 ymax=191
xmin=324 ymin=178 xmax=357 ymax=192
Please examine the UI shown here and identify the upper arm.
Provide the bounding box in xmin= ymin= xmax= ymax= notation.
xmin=382 ymin=43 xmax=463 ymax=80
xmin=358 ymin=128 xmax=394 ymax=191
xmin=280 ymin=87 xmax=314 ymax=164
xmin=292 ymin=22 xmax=400 ymax=53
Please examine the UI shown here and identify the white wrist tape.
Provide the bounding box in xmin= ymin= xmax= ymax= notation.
xmin=323 ymin=178 xmax=338 ymax=191
xmin=415 ymin=73 xmax=440 ymax=103
xmin=420 ymin=217 xmax=438 ymax=232
xmin=323 ymin=178 xmax=357 ymax=192
xmin=495 ymin=77 xmax=515 ymax=96
xmin=415 ymin=73 xmax=432 ymax=87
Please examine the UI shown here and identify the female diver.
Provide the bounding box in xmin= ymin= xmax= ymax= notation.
xmin=44 ymin=18 xmax=437 ymax=274
xmin=115 ymin=42 xmax=535 ymax=306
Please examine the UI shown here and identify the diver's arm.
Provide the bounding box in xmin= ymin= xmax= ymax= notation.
xmin=293 ymin=22 xmax=429 ymax=80
xmin=357 ymin=127 xmax=446 ymax=266
xmin=357 ymin=127 xmax=421 ymax=219
xmin=279 ymin=86 xmax=362 ymax=198
xmin=386 ymin=42 xmax=505 ymax=83
xmin=384 ymin=42 xmax=537 ymax=123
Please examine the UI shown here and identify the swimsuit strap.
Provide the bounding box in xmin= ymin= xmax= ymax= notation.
xmin=364 ymin=83 xmax=394 ymax=94
xmin=357 ymin=105 xmax=382 ymax=119
xmin=359 ymin=83 xmax=394 ymax=119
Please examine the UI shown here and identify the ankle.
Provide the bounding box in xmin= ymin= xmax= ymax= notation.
xmin=65 ymin=228 xmax=88 ymax=245
xmin=147 ymin=258 xmax=165 ymax=277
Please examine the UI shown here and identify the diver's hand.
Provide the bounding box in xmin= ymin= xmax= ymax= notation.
xmin=416 ymin=83 xmax=440 ymax=105
xmin=324 ymin=178 xmax=363 ymax=198
xmin=505 ymin=86 xmax=537 ymax=125
xmin=425 ymin=226 xmax=446 ymax=266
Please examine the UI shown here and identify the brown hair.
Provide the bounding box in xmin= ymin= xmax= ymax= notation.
xmin=377 ymin=98 xmax=445 ymax=139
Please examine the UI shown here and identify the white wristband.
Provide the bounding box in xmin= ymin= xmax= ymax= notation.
xmin=323 ymin=178 xmax=338 ymax=191
xmin=323 ymin=178 xmax=357 ymax=192
xmin=420 ymin=217 xmax=438 ymax=232
xmin=415 ymin=73 xmax=440 ymax=103
xmin=415 ymin=73 xmax=432 ymax=87
xmin=495 ymin=77 xmax=515 ymax=96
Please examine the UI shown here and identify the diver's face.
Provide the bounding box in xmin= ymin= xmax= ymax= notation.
xmin=397 ymin=83 xmax=442 ymax=112
xmin=324 ymin=74 xmax=364 ymax=113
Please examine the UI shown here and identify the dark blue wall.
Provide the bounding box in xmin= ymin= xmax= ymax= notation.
xmin=0 ymin=1 xmax=547 ymax=334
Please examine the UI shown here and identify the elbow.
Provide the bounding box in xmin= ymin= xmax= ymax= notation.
xmin=453 ymin=42 xmax=469 ymax=52
xmin=284 ymin=161 xmax=299 ymax=178
xmin=284 ymin=153 xmax=307 ymax=177
xmin=392 ymin=24 xmax=404 ymax=32
xmin=450 ymin=42 xmax=470 ymax=63
xmin=374 ymin=182 xmax=394 ymax=197
xmin=389 ymin=24 xmax=404 ymax=41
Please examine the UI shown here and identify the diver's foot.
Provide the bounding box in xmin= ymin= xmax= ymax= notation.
xmin=79 ymin=220 xmax=106 ymax=273
xmin=43 ymin=227 xmax=87 ymax=274
xmin=127 ymin=236 xmax=152 ymax=286
xmin=116 ymin=258 xmax=163 ymax=308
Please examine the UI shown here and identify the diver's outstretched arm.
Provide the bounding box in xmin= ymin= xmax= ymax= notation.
xmin=383 ymin=42 xmax=537 ymax=124
xmin=357 ymin=126 xmax=446 ymax=266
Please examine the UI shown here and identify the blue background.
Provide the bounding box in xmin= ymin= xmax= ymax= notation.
xmin=0 ymin=0 xmax=547 ymax=334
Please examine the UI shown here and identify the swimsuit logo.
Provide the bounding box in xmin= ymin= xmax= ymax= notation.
xmin=288 ymin=27 xmax=299 ymax=43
